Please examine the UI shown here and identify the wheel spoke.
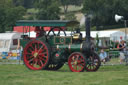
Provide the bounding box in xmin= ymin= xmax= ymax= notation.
xmin=87 ymin=64 xmax=90 ymax=68
xmin=92 ymin=65 xmax=96 ymax=69
xmin=78 ymin=64 xmax=83 ymax=69
xmin=30 ymin=45 xmax=35 ymax=50
xmin=76 ymin=55 xmax=79 ymax=61
xmin=74 ymin=65 xmax=77 ymax=70
xmin=41 ymin=57 xmax=46 ymax=61
xmin=89 ymin=65 xmax=92 ymax=70
xmin=39 ymin=47 xmax=45 ymax=53
xmin=72 ymin=56 xmax=75 ymax=62
xmin=77 ymin=60 xmax=82 ymax=64
xmin=38 ymin=54 xmax=47 ymax=59
xmin=71 ymin=63 xmax=75 ymax=65
xmin=38 ymin=52 xmax=47 ymax=56
xmin=32 ymin=59 xmax=36 ymax=66
xmin=37 ymin=43 xmax=40 ymax=50
xmin=28 ymin=48 xmax=33 ymax=52
xmin=39 ymin=55 xmax=46 ymax=61
xmin=39 ymin=60 xmax=43 ymax=66
xmin=37 ymin=45 xmax=44 ymax=53
xmin=28 ymin=58 xmax=34 ymax=63
xmin=26 ymin=53 xmax=32 ymax=55
xmin=35 ymin=59 xmax=38 ymax=65
xmin=35 ymin=44 xmax=37 ymax=52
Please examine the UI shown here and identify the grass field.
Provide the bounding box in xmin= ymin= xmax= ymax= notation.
xmin=0 ymin=64 xmax=128 ymax=85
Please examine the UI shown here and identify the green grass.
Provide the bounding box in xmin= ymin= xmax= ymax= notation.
xmin=0 ymin=64 xmax=128 ymax=85
xmin=102 ymin=58 xmax=126 ymax=65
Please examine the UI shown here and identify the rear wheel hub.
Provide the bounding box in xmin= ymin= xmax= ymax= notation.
xmin=34 ymin=52 xmax=38 ymax=58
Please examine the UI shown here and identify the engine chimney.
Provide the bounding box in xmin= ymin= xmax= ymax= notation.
xmin=85 ymin=15 xmax=91 ymax=43
xmin=82 ymin=14 xmax=91 ymax=55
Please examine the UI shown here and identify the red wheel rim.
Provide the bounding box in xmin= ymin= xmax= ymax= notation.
xmin=68 ymin=52 xmax=85 ymax=72
xmin=86 ymin=55 xmax=100 ymax=71
xmin=24 ymin=40 xmax=49 ymax=70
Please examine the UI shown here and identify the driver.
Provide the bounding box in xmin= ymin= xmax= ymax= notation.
xmin=35 ymin=26 xmax=46 ymax=38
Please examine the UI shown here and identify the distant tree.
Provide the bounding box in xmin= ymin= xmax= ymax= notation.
xmin=13 ymin=0 xmax=35 ymax=8
xmin=82 ymin=0 xmax=128 ymax=30
xmin=12 ymin=0 xmax=24 ymax=6
xmin=82 ymin=0 xmax=104 ymax=30
xmin=60 ymin=0 xmax=70 ymax=14
xmin=0 ymin=0 xmax=26 ymax=33
xmin=64 ymin=13 xmax=77 ymax=20
xmin=36 ymin=0 xmax=60 ymax=20
xmin=23 ymin=0 xmax=35 ymax=8
xmin=60 ymin=0 xmax=83 ymax=14
xmin=70 ymin=0 xmax=83 ymax=6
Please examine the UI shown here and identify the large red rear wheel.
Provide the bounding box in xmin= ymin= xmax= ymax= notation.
xmin=68 ymin=52 xmax=86 ymax=72
xmin=23 ymin=40 xmax=50 ymax=70
xmin=85 ymin=52 xmax=101 ymax=71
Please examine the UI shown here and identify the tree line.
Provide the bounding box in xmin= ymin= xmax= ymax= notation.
xmin=0 ymin=0 xmax=128 ymax=32
xmin=82 ymin=0 xmax=128 ymax=30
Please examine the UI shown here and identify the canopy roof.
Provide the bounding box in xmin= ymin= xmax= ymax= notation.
xmin=0 ymin=32 xmax=21 ymax=40
xmin=16 ymin=20 xmax=79 ymax=27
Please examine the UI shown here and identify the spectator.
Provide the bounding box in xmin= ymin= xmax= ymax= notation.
xmin=122 ymin=41 xmax=128 ymax=65
xmin=124 ymin=47 xmax=128 ymax=65
xmin=17 ymin=39 xmax=23 ymax=63
xmin=118 ymin=40 xmax=125 ymax=64
xmin=99 ymin=49 xmax=108 ymax=64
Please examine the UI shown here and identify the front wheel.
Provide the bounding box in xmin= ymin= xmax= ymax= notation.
xmin=68 ymin=52 xmax=86 ymax=72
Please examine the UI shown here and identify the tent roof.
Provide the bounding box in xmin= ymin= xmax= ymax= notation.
xmin=92 ymin=31 xmax=119 ymax=38
xmin=61 ymin=31 xmax=123 ymax=38
xmin=0 ymin=32 xmax=21 ymax=40
xmin=24 ymin=30 xmax=126 ymax=38
xmin=16 ymin=20 xmax=79 ymax=27
xmin=80 ymin=31 xmax=120 ymax=38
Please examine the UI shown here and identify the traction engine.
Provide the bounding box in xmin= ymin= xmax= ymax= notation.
xmin=16 ymin=15 xmax=101 ymax=72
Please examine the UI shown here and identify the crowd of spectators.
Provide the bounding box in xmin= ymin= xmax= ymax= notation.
xmin=99 ymin=40 xmax=128 ymax=65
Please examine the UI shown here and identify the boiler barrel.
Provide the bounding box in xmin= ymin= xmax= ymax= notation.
xmin=56 ymin=44 xmax=83 ymax=52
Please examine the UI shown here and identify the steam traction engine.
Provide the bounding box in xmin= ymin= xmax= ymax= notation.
xmin=16 ymin=16 xmax=101 ymax=72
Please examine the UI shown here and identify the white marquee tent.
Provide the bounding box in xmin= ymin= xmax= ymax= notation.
xmin=26 ymin=30 xmax=127 ymax=42
xmin=81 ymin=31 xmax=127 ymax=39
xmin=0 ymin=32 xmax=21 ymax=52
